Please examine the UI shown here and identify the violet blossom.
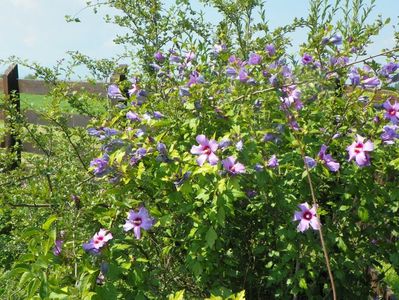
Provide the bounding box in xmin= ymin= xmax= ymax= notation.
xmin=187 ymin=71 xmax=205 ymax=87
xmin=83 ymin=229 xmax=113 ymax=255
xmin=318 ymin=144 xmax=340 ymax=172
xmin=381 ymin=125 xmax=399 ymax=144
xmin=222 ymin=156 xmax=245 ymax=175
xmin=126 ymin=111 xmax=141 ymax=122
xmin=304 ymin=156 xmax=317 ymax=169
xmin=107 ymin=84 xmax=125 ymax=101
xmin=301 ymin=53 xmax=313 ymax=65
xmin=267 ymin=155 xmax=279 ymax=168
xmin=53 ymin=239 xmax=63 ymax=256
xmin=347 ymin=134 xmax=374 ymax=167
xmin=130 ymin=148 xmax=147 ymax=165
xmin=153 ymin=111 xmax=164 ymax=119
xmin=191 ymin=135 xmax=219 ymax=166
xmin=380 ymin=62 xmax=399 ymax=78
xmin=293 ymin=202 xmax=321 ymax=232
xmin=248 ymin=53 xmax=262 ymax=65
xmin=154 ymin=51 xmax=165 ymax=63
xmin=123 ymin=207 xmax=155 ymax=239
xmin=238 ymin=68 xmax=249 ymax=83
xmin=90 ymin=154 xmax=110 ymax=177
xmin=265 ymin=44 xmax=276 ymax=56
xmin=383 ymin=98 xmax=399 ymax=124
xmin=281 ymin=85 xmax=302 ymax=110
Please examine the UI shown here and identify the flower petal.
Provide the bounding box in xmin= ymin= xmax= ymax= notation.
xmin=196 ymin=154 xmax=208 ymax=166
xmin=208 ymin=152 xmax=219 ymax=165
xmin=134 ymin=226 xmax=141 ymax=239
xmin=196 ymin=134 xmax=208 ymax=145
xmin=297 ymin=220 xmax=310 ymax=232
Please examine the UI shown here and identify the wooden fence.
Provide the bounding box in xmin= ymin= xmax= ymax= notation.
xmin=0 ymin=64 xmax=121 ymax=169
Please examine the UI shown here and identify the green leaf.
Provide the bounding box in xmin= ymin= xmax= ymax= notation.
xmin=42 ymin=215 xmax=57 ymax=231
xmin=337 ymin=237 xmax=347 ymax=252
xmin=299 ymin=278 xmax=308 ymax=289
xmin=357 ymin=207 xmax=369 ymax=222
xmin=137 ymin=162 xmax=145 ymax=180
xmin=168 ymin=290 xmax=185 ymax=300
xmin=205 ymin=226 xmax=217 ymax=248
xmin=48 ymin=292 xmax=69 ymax=299
xmin=28 ymin=278 xmax=41 ymax=298
xmin=19 ymin=271 xmax=33 ymax=286
xmin=228 ymin=290 xmax=246 ymax=300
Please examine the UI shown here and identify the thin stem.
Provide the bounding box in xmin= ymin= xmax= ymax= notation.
xmin=7 ymin=203 xmax=53 ymax=208
xmin=295 ymin=133 xmax=337 ymax=300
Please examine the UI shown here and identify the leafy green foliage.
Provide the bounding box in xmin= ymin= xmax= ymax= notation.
xmin=1 ymin=0 xmax=399 ymax=299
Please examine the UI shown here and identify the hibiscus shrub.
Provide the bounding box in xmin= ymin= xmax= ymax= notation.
xmin=2 ymin=0 xmax=399 ymax=299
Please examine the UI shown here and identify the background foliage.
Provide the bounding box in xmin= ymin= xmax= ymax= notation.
xmin=1 ymin=0 xmax=399 ymax=299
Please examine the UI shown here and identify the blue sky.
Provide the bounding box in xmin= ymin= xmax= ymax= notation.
xmin=0 ymin=0 xmax=398 ymax=79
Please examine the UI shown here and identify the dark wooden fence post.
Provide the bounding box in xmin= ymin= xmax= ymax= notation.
xmin=3 ymin=64 xmax=21 ymax=169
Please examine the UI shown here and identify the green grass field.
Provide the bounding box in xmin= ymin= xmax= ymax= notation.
xmin=0 ymin=93 xmax=107 ymax=114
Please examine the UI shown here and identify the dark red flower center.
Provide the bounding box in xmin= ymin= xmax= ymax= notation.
xmin=97 ymin=236 xmax=104 ymax=241
xmin=203 ymin=145 xmax=211 ymax=155
xmin=389 ymin=108 xmax=397 ymax=116
xmin=133 ymin=218 xmax=142 ymax=226
xmin=303 ymin=211 xmax=313 ymax=221
xmin=354 ymin=143 xmax=363 ymax=154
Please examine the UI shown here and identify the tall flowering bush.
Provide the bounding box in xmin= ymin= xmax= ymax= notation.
xmin=2 ymin=0 xmax=399 ymax=299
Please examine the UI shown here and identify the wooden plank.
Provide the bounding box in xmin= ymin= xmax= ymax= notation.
xmin=19 ymin=79 xmax=107 ymax=96
xmin=18 ymin=79 xmax=50 ymax=95
xmin=22 ymin=142 xmax=45 ymax=155
xmin=24 ymin=110 xmax=91 ymax=128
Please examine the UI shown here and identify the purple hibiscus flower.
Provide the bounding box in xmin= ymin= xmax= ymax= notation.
xmin=301 ymin=53 xmax=313 ymax=65
xmin=187 ymin=71 xmax=205 ymax=87
xmin=154 ymin=51 xmax=165 ymax=63
xmin=265 ymin=44 xmax=276 ymax=56
xmin=383 ymin=98 xmax=399 ymax=124
xmin=293 ymin=202 xmax=321 ymax=232
xmin=349 ymin=67 xmax=361 ymax=86
xmin=248 ymin=53 xmax=262 ymax=65
xmin=90 ymin=154 xmax=110 ymax=177
xmin=381 ymin=125 xmax=399 ymax=144
xmin=281 ymin=85 xmax=302 ymax=110
xmin=267 ymin=155 xmax=279 ymax=168
xmin=107 ymin=84 xmax=126 ymax=101
xmin=347 ymin=134 xmax=374 ymax=167
xmin=238 ymin=68 xmax=249 ymax=83
xmin=304 ymin=156 xmax=317 ymax=169
xmin=362 ymin=76 xmax=380 ymax=89
xmin=190 ymin=135 xmax=219 ymax=166
xmin=130 ymin=147 xmax=147 ymax=166
xmin=222 ymin=156 xmax=245 ymax=175
xmin=126 ymin=111 xmax=141 ymax=122
xmin=323 ymin=34 xmax=342 ymax=45
xmin=53 ymin=239 xmax=63 ymax=256
xmin=153 ymin=111 xmax=164 ymax=119
xmin=123 ymin=207 xmax=155 ymax=239
xmin=83 ymin=229 xmax=113 ymax=255
xmin=380 ymin=62 xmax=399 ymax=77
xmin=318 ymin=144 xmax=340 ymax=172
